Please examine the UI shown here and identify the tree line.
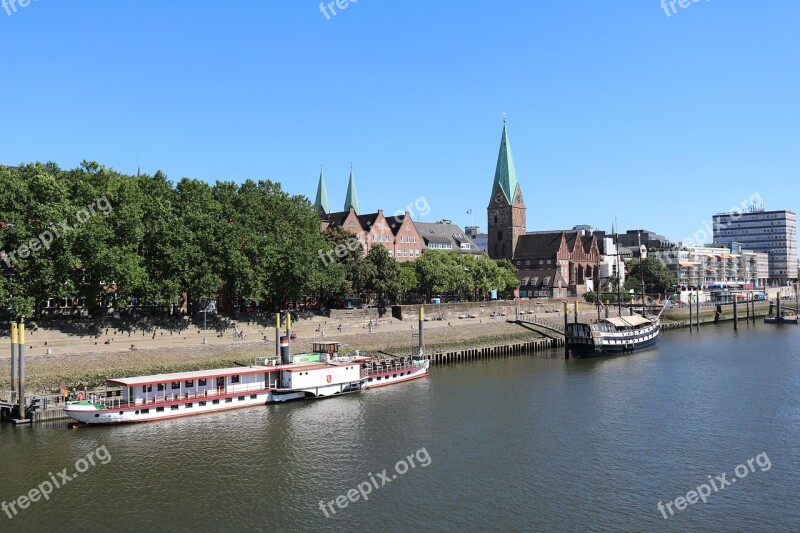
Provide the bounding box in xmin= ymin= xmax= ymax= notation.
xmin=0 ymin=162 xmax=518 ymax=319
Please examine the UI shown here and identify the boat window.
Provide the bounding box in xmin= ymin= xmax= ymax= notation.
xmin=185 ymin=403 xmax=193 ymax=408
xmin=225 ymin=398 xmax=233 ymax=403
xmin=231 ymin=375 xmax=240 ymax=384
xmin=171 ymin=405 xmax=179 ymax=410
xmin=156 ymin=407 xmax=164 ymax=412
xmin=143 ymin=385 xmax=152 ymax=393
xmin=238 ymin=396 xmax=245 ymax=402
xmin=212 ymin=399 xmax=220 ymax=405
xmin=171 ymin=382 xmax=180 ymax=390
xmin=157 ymin=383 xmax=165 ymax=391
xmin=250 ymin=394 xmax=257 ymax=399
xmin=199 ymin=401 xmax=206 ymax=406
xmin=141 ymin=409 xmax=149 ymax=414
xmin=198 ymin=379 xmax=207 ymax=386
xmin=185 ymin=380 xmax=194 ymax=387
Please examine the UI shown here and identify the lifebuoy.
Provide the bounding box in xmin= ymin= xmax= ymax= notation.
xmin=77 ymin=391 xmax=85 ymax=401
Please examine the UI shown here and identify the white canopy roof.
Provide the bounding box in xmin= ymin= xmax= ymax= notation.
xmin=604 ymin=315 xmax=652 ymax=328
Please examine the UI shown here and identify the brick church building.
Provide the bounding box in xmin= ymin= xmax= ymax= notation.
xmin=487 ymin=121 xmax=598 ymax=297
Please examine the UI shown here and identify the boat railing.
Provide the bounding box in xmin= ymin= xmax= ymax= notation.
xmin=362 ymin=359 xmax=421 ymax=377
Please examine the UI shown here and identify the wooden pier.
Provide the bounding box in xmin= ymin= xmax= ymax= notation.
xmin=423 ymin=336 xmax=563 ymax=365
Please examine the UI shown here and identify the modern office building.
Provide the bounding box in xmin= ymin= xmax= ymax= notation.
xmin=712 ymin=209 xmax=797 ymax=285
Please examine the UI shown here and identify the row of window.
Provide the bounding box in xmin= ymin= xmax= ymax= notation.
xmin=367 ymin=371 xmax=413 ymax=382
xmin=388 ymin=249 xmax=421 ymax=257
xmin=139 ymin=376 xmax=242 ymax=393
xmin=116 ymin=394 xmax=262 ymax=416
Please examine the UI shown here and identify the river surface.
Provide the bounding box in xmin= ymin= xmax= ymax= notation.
xmin=1 ymin=323 xmax=799 ymax=532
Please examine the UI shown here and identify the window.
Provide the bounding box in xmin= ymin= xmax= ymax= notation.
xmin=171 ymin=382 xmax=180 ymax=390
xmin=231 ymin=375 xmax=240 ymax=384
xmin=250 ymin=394 xmax=257 ymax=399
xmin=143 ymin=385 xmax=152 ymax=393
xmin=185 ymin=403 xmax=193 ymax=408
xmin=199 ymin=401 xmax=206 ymax=406
xmin=225 ymin=397 xmax=233 ymax=403
xmin=157 ymin=383 xmax=165 ymax=391
xmin=212 ymin=399 xmax=220 ymax=405
xmin=498 ymin=230 xmax=503 ymax=240
xmin=185 ymin=380 xmax=194 ymax=387
xmin=171 ymin=405 xmax=179 ymax=410
xmin=141 ymin=408 xmax=149 ymax=414
xmin=238 ymin=396 xmax=245 ymax=402
xmin=198 ymin=379 xmax=207 ymax=386
xmin=156 ymin=407 xmax=165 ymax=412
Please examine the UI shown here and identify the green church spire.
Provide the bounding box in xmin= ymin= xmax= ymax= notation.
xmin=314 ymin=166 xmax=329 ymax=215
xmin=343 ymin=166 xmax=359 ymax=214
xmin=491 ymin=120 xmax=519 ymax=204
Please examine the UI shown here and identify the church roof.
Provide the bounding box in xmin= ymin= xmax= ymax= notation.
xmin=514 ymin=232 xmax=564 ymax=260
xmin=344 ymin=168 xmax=360 ymax=214
xmin=314 ymin=168 xmax=329 ymax=215
xmin=491 ymin=122 xmax=519 ymax=204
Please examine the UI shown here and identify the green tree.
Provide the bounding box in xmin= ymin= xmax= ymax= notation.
xmin=624 ymin=257 xmax=677 ymax=297
xmin=365 ymin=244 xmax=399 ymax=309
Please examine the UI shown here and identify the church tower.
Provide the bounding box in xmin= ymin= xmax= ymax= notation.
xmin=343 ymin=167 xmax=360 ymax=214
xmin=487 ymin=120 xmax=526 ymax=260
xmin=314 ymin=167 xmax=330 ymax=216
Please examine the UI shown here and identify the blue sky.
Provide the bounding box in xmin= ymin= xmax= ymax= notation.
xmin=1 ymin=0 xmax=798 ymax=244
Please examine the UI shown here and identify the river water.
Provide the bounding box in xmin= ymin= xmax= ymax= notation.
xmin=1 ymin=323 xmax=799 ymax=532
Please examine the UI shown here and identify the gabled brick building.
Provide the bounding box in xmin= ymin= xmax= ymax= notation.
xmin=315 ymin=171 xmax=423 ymax=262
xmin=513 ymin=231 xmax=600 ymax=297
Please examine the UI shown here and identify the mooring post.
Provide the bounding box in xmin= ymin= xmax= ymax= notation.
xmin=695 ymin=289 xmax=701 ymax=330
xmin=733 ymin=298 xmax=738 ymax=331
xmin=285 ymin=312 xmax=292 ymax=354
xmin=689 ymin=296 xmax=693 ymax=332
xmin=573 ymin=301 xmax=578 ymax=324
xmin=746 ymin=294 xmax=750 ymax=323
xmin=10 ymin=321 xmax=17 ymax=403
xmin=777 ymin=296 xmax=781 ymax=324
xmin=419 ymin=306 xmax=425 ymax=355
xmin=275 ymin=313 xmax=280 ymax=359
xmin=563 ymin=301 xmax=569 ymax=359
xmin=17 ymin=319 xmax=25 ymax=420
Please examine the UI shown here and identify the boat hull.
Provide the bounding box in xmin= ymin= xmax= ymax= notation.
xmin=566 ymin=319 xmax=661 ymax=358
xmin=363 ymin=361 xmax=430 ymax=389
xmin=65 ymin=390 xmax=274 ymax=425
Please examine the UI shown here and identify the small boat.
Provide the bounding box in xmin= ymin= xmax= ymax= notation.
xmin=764 ymin=312 xmax=798 ymax=325
xmin=565 ymin=314 xmax=661 ymax=358
xmin=65 ymin=341 xmax=429 ymax=425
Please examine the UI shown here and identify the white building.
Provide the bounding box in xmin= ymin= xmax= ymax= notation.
xmin=712 ymin=208 xmax=797 ymax=285
xmin=664 ymin=244 xmax=769 ymax=290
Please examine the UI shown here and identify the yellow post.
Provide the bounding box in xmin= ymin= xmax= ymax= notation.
xmin=17 ymin=321 xmax=26 ymax=420
xmin=275 ymin=313 xmax=280 ymax=358
xmin=10 ymin=322 xmax=17 ymax=396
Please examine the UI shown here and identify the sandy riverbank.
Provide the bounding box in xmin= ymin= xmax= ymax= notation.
xmin=0 ymin=320 xmax=546 ymax=394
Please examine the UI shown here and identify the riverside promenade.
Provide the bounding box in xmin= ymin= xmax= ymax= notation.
xmin=0 ymin=299 xmax=778 ymax=395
